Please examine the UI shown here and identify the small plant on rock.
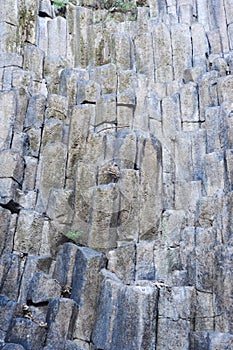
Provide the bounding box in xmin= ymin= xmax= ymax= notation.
xmin=65 ymin=230 xmax=83 ymax=244
xmin=52 ymin=0 xmax=68 ymax=9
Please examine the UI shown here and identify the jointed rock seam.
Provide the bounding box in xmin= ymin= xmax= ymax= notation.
xmin=0 ymin=0 xmax=233 ymax=349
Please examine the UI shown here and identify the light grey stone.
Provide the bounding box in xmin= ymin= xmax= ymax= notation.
xmin=39 ymin=0 xmax=53 ymax=18
xmin=14 ymin=210 xmax=45 ymax=255
xmin=113 ymin=33 xmax=132 ymax=70
xmin=93 ymin=63 xmax=117 ymax=95
xmin=0 ymin=22 xmax=17 ymax=53
xmin=0 ymin=150 xmax=24 ymax=184
xmin=47 ymin=189 xmax=74 ymax=224
xmin=134 ymin=33 xmax=154 ymax=76
xmin=41 ymin=119 xmax=63 ymax=148
xmin=44 ymin=55 xmax=67 ymax=94
xmin=0 ymin=53 xmax=23 ymax=68
xmin=152 ymin=23 xmax=173 ymax=83
xmin=107 ymin=244 xmax=135 ymax=284
xmin=45 ymin=94 xmax=68 ymax=120
xmin=0 ymin=91 xmax=16 ymax=150
xmin=47 ymin=17 xmax=67 ymax=58
xmin=171 ymin=24 xmax=192 ymax=79
xmin=36 ymin=142 xmax=67 ymax=212
xmin=77 ymin=80 xmax=101 ymax=104
xmin=23 ymin=46 xmax=44 ymax=82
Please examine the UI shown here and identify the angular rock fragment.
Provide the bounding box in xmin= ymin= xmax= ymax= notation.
xmin=45 ymin=298 xmax=78 ymax=350
xmin=72 ymin=247 xmax=106 ymax=341
xmin=92 ymin=273 xmax=158 ymax=350
xmin=5 ymin=318 xmax=47 ymax=350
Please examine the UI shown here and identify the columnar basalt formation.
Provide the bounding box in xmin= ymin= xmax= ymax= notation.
xmin=0 ymin=0 xmax=233 ymax=349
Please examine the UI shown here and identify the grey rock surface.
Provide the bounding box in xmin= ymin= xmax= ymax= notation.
xmin=0 ymin=0 xmax=232 ymax=349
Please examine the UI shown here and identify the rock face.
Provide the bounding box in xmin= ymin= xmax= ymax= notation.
xmin=0 ymin=0 xmax=233 ymax=349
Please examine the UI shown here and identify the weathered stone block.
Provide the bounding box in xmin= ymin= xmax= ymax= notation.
xmin=47 ymin=189 xmax=74 ymax=224
xmin=0 ymin=21 xmax=18 ymax=53
xmin=175 ymin=180 xmax=202 ymax=213
xmin=18 ymin=255 xmax=52 ymax=304
xmin=45 ymin=298 xmax=78 ymax=350
xmin=190 ymin=331 xmax=233 ymax=350
xmin=14 ymin=210 xmax=45 ymax=255
xmin=135 ymin=241 xmax=155 ymax=280
xmin=72 ymin=246 xmax=106 ymax=341
xmin=134 ymin=33 xmax=154 ymax=76
xmin=205 ymin=107 xmax=221 ymax=153
xmin=157 ymin=318 xmax=191 ymax=350
xmin=117 ymin=89 xmax=136 ymax=107
xmin=139 ymin=134 xmax=163 ymax=240
xmin=199 ymin=71 xmax=219 ymax=120
xmin=174 ymin=134 xmax=192 ymax=181
xmin=157 ymin=287 xmax=195 ymax=349
xmin=213 ymin=245 xmax=233 ymax=333
xmin=45 ymin=94 xmax=68 ymax=120
xmin=0 ymin=150 xmax=24 ymax=185
xmin=47 ymin=17 xmax=67 ymax=58
xmin=95 ymin=94 xmax=116 ymax=127
xmin=36 ymin=142 xmax=67 ymax=212
xmin=152 ymin=23 xmax=173 ymax=83
xmin=52 ymin=243 xmax=79 ymax=294
xmin=107 ymin=244 xmax=135 ymax=284
xmin=12 ymin=71 xmax=32 ymax=98
xmin=39 ymin=0 xmax=53 ymax=18
xmin=77 ymin=80 xmax=101 ymax=104
xmin=0 ymin=208 xmax=13 ymax=256
xmin=23 ymin=46 xmax=44 ymax=82
xmin=22 ymin=157 xmax=38 ymax=192
xmin=44 ymin=56 xmax=66 ymax=94
xmin=218 ymin=76 xmax=233 ymax=103
xmin=161 ymin=94 xmax=181 ymax=139
xmin=0 ymin=0 xmax=18 ymax=25
xmin=0 ymin=295 xmax=17 ymax=341
xmin=0 ymin=53 xmax=23 ymax=68
xmin=92 ymin=275 xmax=158 ymax=350
xmin=195 ymin=290 xmax=214 ymax=331
xmin=228 ymin=23 xmax=233 ymax=50
xmin=5 ymin=318 xmax=46 ymax=350
xmin=93 ymin=64 xmax=117 ymax=95
xmin=161 ymin=209 xmax=185 ymax=247
xmin=25 ymin=94 xmax=46 ymax=129
xmin=27 ymin=272 xmax=61 ymax=304
xmin=0 ymin=179 xmax=19 ymax=206
xmin=180 ymin=82 xmax=199 ymax=122
xmin=67 ymin=104 xmax=94 ymax=179
xmin=117 ymin=105 xmax=134 ymax=129
xmin=0 ymin=91 xmax=16 ymax=150
xmin=65 ymin=340 xmax=84 ymax=350
xmin=0 ymin=254 xmax=25 ymax=301
xmin=113 ymin=33 xmax=132 ymax=70
xmin=226 ymin=149 xmax=233 ymax=190
xmin=41 ymin=119 xmax=63 ymax=148
xmin=171 ymin=24 xmax=192 ymax=79
xmin=205 ymin=152 xmax=225 ymax=195
xmin=75 ymin=7 xmax=94 ymax=67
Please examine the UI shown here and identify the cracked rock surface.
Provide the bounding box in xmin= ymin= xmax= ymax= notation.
xmin=0 ymin=0 xmax=233 ymax=349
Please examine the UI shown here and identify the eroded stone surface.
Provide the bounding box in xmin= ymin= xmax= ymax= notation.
xmin=0 ymin=0 xmax=233 ymax=349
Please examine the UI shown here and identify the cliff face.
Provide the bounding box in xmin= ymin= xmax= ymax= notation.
xmin=0 ymin=0 xmax=233 ymax=349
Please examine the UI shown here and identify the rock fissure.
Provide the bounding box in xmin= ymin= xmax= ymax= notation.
xmin=0 ymin=0 xmax=233 ymax=349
